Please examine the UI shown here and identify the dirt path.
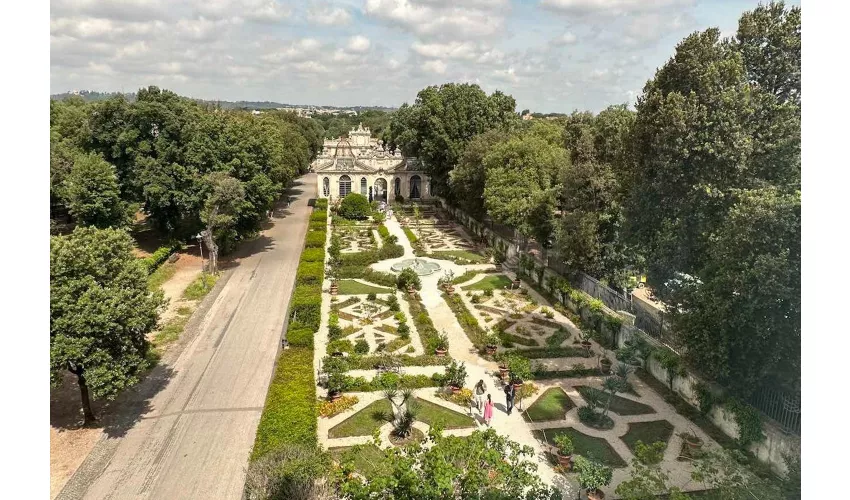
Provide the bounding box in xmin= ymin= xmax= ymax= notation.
xmin=51 ymin=244 xmax=200 ymax=498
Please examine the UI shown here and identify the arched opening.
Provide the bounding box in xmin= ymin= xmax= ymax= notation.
xmin=394 ymin=177 xmax=401 ymax=197
xmin=374 ymin=178 xmax=388 ymax=202
xmin=410 ymin=175 xmax=421 ymax=199
xmin=339 ymin=175 xmax=351 ymax=197
xmin=323 ymin=177 xmax=330 ymax=197
xmin=360 ymin=177 xmax=367 ymax=196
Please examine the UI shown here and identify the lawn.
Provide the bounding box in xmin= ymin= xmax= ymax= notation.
xmin=523 ymin=388 xmax=576 ymax=422
xmin=430 ymin=250 xmax=488 ymax=263
xmin=414 ymin=398 xmax=476 ymax=429
xmin=403 ymin=227 xmax=418 ymax=243
xmin=621 ymin=420 xmax=675 ymax=452
xmin=183 ymin=273 xmax=220 ymax=300
xmin=337 ymin=279 xmax=393 ymax=295
xmin=533 ymin=427 xmax=627 ymax=467
xmin=328 ymin=399 xmax=392 ymax=438
xmin=147 ymin=262 xmax=177 ymax=291
xmin=575 ymin=386 xmax=656 ymax=416
xmin=152 ymin=307 xmax=192 ymax=351
xmin=462 ymin=274 xmax=513 ymax=291
xmin=329 ymin=444 xmax=390 ymax=476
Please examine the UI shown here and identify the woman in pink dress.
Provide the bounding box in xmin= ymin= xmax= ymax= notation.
xmin=483 ymin=394 xmax=494 ymax=426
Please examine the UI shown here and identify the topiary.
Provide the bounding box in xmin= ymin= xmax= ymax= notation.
xmin=338 ymin=193 xmax=371 ymax=220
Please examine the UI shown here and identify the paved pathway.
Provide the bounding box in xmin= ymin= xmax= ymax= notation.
xmin=57 ymin=174 xmax=317 ymax=500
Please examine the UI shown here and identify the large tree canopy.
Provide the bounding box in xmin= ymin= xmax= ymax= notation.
xmin=384 ymin=83 xmax=519 ymax=199
xmin=50 ymin=227 xmax=164 ymax=423
xmin=62 ymin=152 xmax=131 ymax=229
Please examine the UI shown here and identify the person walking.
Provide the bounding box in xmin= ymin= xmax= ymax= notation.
xmin=504 ymin=382 xmax=515 ymax=415
xmin=483 ymin=394 xmax=494 ymax=427
xmin=474 ymin=380 xmax=487 ymax=412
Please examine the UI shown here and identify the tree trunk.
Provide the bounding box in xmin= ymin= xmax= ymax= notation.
xmin=75 ymin=369 xmax=96 ymax=425
xmin=203 ymin=226 xmax=218 ymax=275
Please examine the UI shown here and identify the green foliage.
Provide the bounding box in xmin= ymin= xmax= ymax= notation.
xmin=141 ymin=243 xmax=181 ymax=274
xmin=377 ymin=224 xmax=390 ymax=240
xmin=354 ymin=339 xmax=370 ymax=355
xmin=51 ymin=227 xmax=164 ymax=419
xmin=396 ymin=267 xmax=421 ymax=290
xmin=295 ymin=261 xmax=324 ymax=285
xmin=333 ymin=428 xmax=560 ymax=499
xmin=314 ymin=198 xmax=328 ymax=210
xmin=338 ymin=193 xmax=371 ymax=220
xmin=386 ymin=294 xmax=400 ymax=312
xmin=310 ymin=210 xmax=328 ymax=222
xmin=691 ymin=448 xmax=785 ymax=500
xmin=182 ymin=273 xmax=219 ymax=300
xmin=444 ymin=360 xmax=468 ymax=388
xmin=243 ymin=443 xmax=331 ymax=500
xmin=443 ymin=294 xmax=488 ymax=347
xmin=615 ymin=441 xmax=687 ymax=500
xmin=403 ymin=227 xmax=418 ymax=243
xmin=694 ymin=382 xmax=716 ymax=416
xmin=290 ymin=285 xmax=322 ymax=332
xmin=653 ymin=348 xmax=684 ymax=389
xmin=726 ymin=398 xmax=765 ymax=448
xmin=574 ymin=455 xmax=613 ymax=492
xmin=553 ymin=434 xmax=574 ymax=456
xmin=252 ymin=348 xmax=317 ymax=459
xmin=300 ymin=247 xmax=325 ymax=262
xmin=62 ymin=152 xmax=131 ymax=228
xmin=304 ymin=230 xmax=327 ymax=248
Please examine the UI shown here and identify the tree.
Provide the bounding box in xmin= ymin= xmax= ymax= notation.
xmin=201 ymin=172 xmax=247 ymax=272
xmin=337 ymin=193 xmax=371 ymax=220
xmin=244 ymin=444 xmax=332 ymax=500
xmin=334 ymin=427 xmax=560 ymax=499
xmin=670 ymin=188 xmax=800 ymax=392
xmin=384 ymin=83 xmax=519 ymax=198
xmin=482 ymin=134 xmax=566 ymax=251
xmin=448 ymin=130 xmax=504 ymax=217
xmin=615 ymin=441 xmax=687 ymax=500
xmin=690 ymin=448 xmax=784 ymax=500
xmin=50 ymin=227 xmax=164 ymax=423
xmin=62 ymin=152 xmax=131 ymax=228
xmin=626 ymin=21 xmax=799 ymax=290
xmin=736 ymin=1 xmax=801 ymax=105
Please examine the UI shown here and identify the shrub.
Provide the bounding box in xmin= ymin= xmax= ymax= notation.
xmin=305 ymin=231 xmax=327 ymax=249
xmin=142 ymin=243 xmax=181 ymax=274
xmin=252 ymin=348 xmax=317 ymax=459
xmin=318 ymin=395 xmax=358 ymax=418
xmin=301 ymin=248 xmax=325 ymax=262
xmin=727 ymin=398 xmax=765 ymax=448
xmin=387 ymin=294 xmax=400 ymax=311
xmin=395 ymin=195 xmax=405 ymax=203
xmin=314 ymin=198 xmax=328 ymax=210
xmin=244 ymin=443 xmax=331 ymax=500
xmin=403 ymin=227 xmax=418 ymax=243
xmin=377 ymin=224 xmax=390 ymax=240
xmin=326 ymin=339 xmax=354 ymax=355
xmin=574 ymin=456 xmax=613 ymax=493
xmin=290 ymin=285 xmax=321 ymax=331
xmin=397 ymin=268 xmax=421 ymax=290
xmin=354 ymin=339 xmax=370 ymax=355
xmin=397 ymin=323 xmax=410 ymax=338
xmin=286 ymin=327 xmax=314 ymax=348
xmin=338 ymin=193 xmax=371 ymax=220
xmin=363 ymin=268 xmax=397 ymax=287
xmin=378 ymin=243 xmax=404 ymax=259
xmin=296 ymin=261 xmax=324 ymax=285
xmin=367 ymin=293 xmax=377 ymax=301
xmin=308 ymin=220 xmax=327 ymax=231
xmin=443 ymin=293 xmax=488 ymax=347
xmin=310 ymin=209 xmax=328 ymax=222
xmin=554 ymin=434 xmax=574 ymax=456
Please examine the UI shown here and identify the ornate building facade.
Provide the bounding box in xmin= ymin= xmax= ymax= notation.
xmin=312 ymin=124 xmax=433 ymax=202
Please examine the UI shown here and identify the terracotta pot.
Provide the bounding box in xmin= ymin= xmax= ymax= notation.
xmin=435 ymin=348 xmax=447 ymax=357
xmin=581 ymin=340 xmax=592 ymax=350
xmin=512 ymin=381 xmax=523 ymax=389
xmin=486 ymin=345 xmax=497 ymax=355
xmin=446 ymin=286 xmax=455 ymax=296
xmin=450 ymin=385 xmax=461 ymax=394
xmin=330 ymin=283 xmax=338 ymax=296
xmin=498 ymin=366 xmax=509 ymax=379
xmin=684 ymin=437 xmax=703 ymax=451
xmin=587 ymin=489 xmax=605 ymax=500
xmin=512 ymin=279 xmax=521 ymax=287
xmin=557 ymin=453 xmax=572 ymax=468
xmin=329 ymin=392 xmax=342 ymax=401
xmin=599 ymin=359 xmax=612 ymax=374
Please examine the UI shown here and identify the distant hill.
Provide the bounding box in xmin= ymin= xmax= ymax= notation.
xmin=50 ymin=90 xmax=397 ymax=112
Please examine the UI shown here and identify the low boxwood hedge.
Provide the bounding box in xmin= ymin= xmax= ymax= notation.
xmin=315 ymin=199 xmax=328 ymax=210
xmin=301 ymin=247 xmax=325 ymax=262
xmin=342 ymin=373 xmax=443 ymax=392
xmin=309 ymin=220 xmax=327 ymax=231
xmin=141 ymin=243 xmax=181 ymax=274
xmin=305 ymin=231 xmax=327 ymax=248
xmin=310 ymin=210 xmax=328 ymax=222
xmin=442 ymin=293 xmax=488 ymax=348
xmin=252 ymin=347 xmax=317 ymax=460
xmin=296 ymin=261 xmax=324 ymax=285
xmin=286 ymin=327 xmax=314 ymax=348
xmin=290 ymin=285 xmax=321 ymax=331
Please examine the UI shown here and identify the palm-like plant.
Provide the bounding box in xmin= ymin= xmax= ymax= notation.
xmin=384 ymin=388 xmax=418 ymax=438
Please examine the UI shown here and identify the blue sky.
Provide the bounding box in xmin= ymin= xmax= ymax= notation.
xmin=50 ymin=0 xmax=801 ymax=113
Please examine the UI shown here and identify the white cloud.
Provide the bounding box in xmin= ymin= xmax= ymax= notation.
xmin=551 ymin=32 xmax=577 ymax=45
xmin=540 ymin=0 xmax=694 ymax=16
xmin=422 ymin=59 xmax=447 ymax=74
xmin=346 ymin=35 xmax=371 ymax=53
xmin=306 ymin=4 xmax=351 ymax=26
xmin=365 ymin=0 xmax=510 ymax=40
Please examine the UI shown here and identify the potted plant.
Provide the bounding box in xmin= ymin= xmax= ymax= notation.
xmin=508 ymin=355 xmax=531 ymax=388
xmin=681 ymin=431 xmax=703 ymax=453
xmin=553 ymin=434 xmax=574 ymax=468
xmin=484 ymin=330 xmax=499 ymax=356
xmin=434 ymin=332 xmax=449 ymax=356
xmin=326 ymin=372 xmax=346 ymax=401
xmin=445 ymin=360 xmax=467 ymax=393
xmin=599 ymin=355 xmax=612 ymax=375
xmin=579 ymin=330 xmax=593 ymax=353
xmin=574 ymin=455 xmax=612 ymax=500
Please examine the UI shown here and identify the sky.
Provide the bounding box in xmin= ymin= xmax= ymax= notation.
xmin=50 ymin=0 xmax=801 ymax=113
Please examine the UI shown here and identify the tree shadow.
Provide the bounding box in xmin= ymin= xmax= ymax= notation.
xmin=50 ymin=362 xmax=176 ymax=440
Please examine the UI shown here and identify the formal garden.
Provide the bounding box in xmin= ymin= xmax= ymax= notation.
xmin=255 ymin=193 xmax=797 ymax=500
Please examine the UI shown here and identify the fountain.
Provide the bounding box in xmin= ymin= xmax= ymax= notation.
xmin=390 ymin=258 xmax=441 ymax=276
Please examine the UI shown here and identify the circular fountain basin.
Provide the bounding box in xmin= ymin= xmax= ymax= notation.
xmin=390 ymin=258 xmax=442 ymax=276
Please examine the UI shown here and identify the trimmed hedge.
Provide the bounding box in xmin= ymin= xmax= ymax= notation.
xmin=404 ymin=293 xmax=443 ymax=353
xmin=347 ymin=354 xmax=451 ymax=370
xmin=287 ymin=327 xmax=314 ymax=349
xmin=309 ymin=220 xmax=327 ymax=231
xmin=301 ymin=247 xmax=325 ymax=262
xmin=403 ymin=227 xmax=418 ymax=243
xmin=290 ymin=284 xmax=321 ymax=331
xmin=315 ymin=199 xmax=328 ymax=210
xmin=141 ymin=243 xmax=181 ymax=274
xmin=252 ymin=348 xmax=317 ymax=459
xmin=305 ymin=231 xmax=327 ymax=248
xmin=310 ymin=210 xmax=328 ymax=222
xmin=296 ymin=261 xmax=325 ymax=285
xmin=343 ymin=373 xmax=443 ymax=392
xmin=338 ymin=243 xmax=404 ymax=268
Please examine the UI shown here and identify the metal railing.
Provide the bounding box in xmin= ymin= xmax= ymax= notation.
xmin=749 ymin=386 xmax=801 ymax=436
